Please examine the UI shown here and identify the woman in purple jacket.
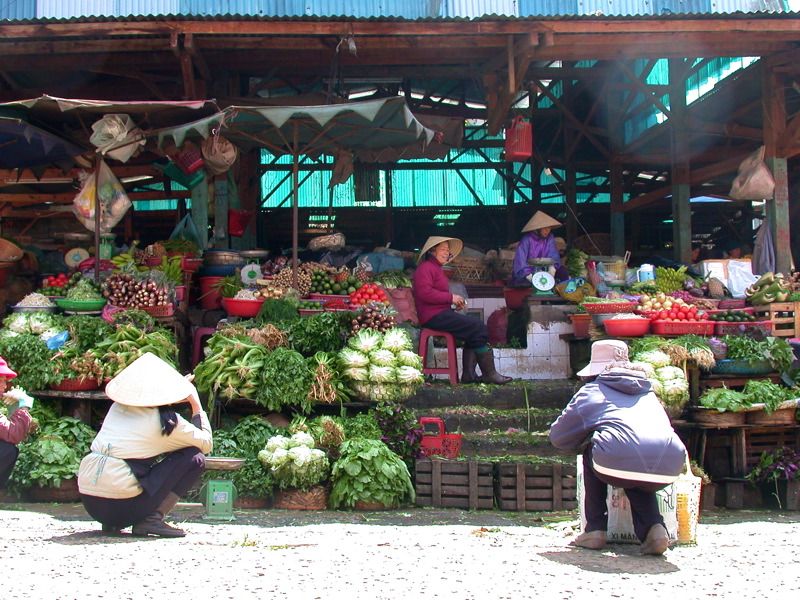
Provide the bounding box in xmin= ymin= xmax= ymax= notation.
xmin=549 ymin=340 xmax=687 ymax=555
xmin=511 ymin=210 xmax=569 ymax=286
xmin=412 ymin=236 xmax=510 ymax=385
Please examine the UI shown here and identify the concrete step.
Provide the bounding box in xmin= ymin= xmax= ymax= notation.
xmin=406 ymin=379 xmax=578 ymax=411
xmin=413 ymin=406 xmax=562 ymax=434
xmin=457 ymin=429 xmax=574 ymax=460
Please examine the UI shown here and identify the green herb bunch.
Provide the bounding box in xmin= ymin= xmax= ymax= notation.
xmin=371 ymin=401 xmax=424 ymax=470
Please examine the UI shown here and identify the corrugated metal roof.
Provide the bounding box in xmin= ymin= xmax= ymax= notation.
xmin=6 ymin=0 xmax=793 ymax=21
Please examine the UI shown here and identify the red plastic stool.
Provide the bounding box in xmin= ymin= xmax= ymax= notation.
xmin=418 ymin=328 xmax=459 ymax=385
xmin=191 ymin=326 xmax=217 ymax=367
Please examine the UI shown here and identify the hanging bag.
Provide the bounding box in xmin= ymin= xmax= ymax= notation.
xmin=729 ymin=146 xmax=775 ymax=200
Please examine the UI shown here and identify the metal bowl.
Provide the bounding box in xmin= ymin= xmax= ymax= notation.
xmin=12 ymin=304 xmax=57 ymax=313
xmin=239 ymin=249 xmax=270 ymax=260
xmin=527 ymin=257 xmax=554 ymax=267
xmin=203 ymin=249 xmax=244 ymax=266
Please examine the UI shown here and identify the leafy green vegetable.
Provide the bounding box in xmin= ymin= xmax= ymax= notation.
xmin=255 ymin=298 xmax=299 ymax=325
xmin=699 ymin=386 xmax=749 ymax=413
xmin=64 ymin=315 xmax=113 ymax=353
xmin=723 ymin=335 xmax=795 ymax=372
xmin=257 ymin=347 xmax=313 ymax=414
xmin=371 ymin=401 xmax=423 ymax=470
xmin=329 ymin=438 xmax=415 ymax=509
xmin=287 ymin=311 xmax=348 ymax=356
xmin=0 ymin=333 xmax=57 ymax=391
xmin=257 ymin=432 xmax=329 ymax=491
xmin=742 ymin=379 xmax=793 ymax=414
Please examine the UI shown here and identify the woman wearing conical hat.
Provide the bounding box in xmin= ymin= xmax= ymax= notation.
xmin=78 ymin=353 xmax=213 ymax=538
xmin=412 ymin=236 xmax=511 ymax=385
xmin=511 ymin=210 xmax=569 ymax=286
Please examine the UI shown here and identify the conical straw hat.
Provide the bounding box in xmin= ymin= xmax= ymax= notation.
xmin=417 ymin=236 xmax=463 ymax=264
xmin=521 ymin=210 xmax=562 ymax=233
xmin=105 ymin=352 xmax=196 ymax=407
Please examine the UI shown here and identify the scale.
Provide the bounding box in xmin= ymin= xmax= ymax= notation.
xmin=527 ymin=258 xmax=556 ymax=295
xmin=240 ymin=262 xmax=262 ymax=286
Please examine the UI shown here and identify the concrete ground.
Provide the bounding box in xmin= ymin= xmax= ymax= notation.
xmin=1 ymin=502 xmax=798 ymax=600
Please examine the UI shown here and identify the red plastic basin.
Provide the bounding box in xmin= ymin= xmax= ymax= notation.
xmin=602 ymin=318 xmax=651 ymax=337
xmin=221 ymin=297 xmax=265 ymax=318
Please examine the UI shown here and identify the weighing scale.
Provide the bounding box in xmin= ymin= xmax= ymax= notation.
xmin=240 ymin=263 xmax=262 ymax=286
xmin=527 ymin=258 xmax=557 ymax=295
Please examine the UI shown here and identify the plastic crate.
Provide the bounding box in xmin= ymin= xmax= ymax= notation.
xmin=581 ymin=301 xmax=637 ymax=314
xmin=650 ymin=320 xmax=715 ymax=336
xmin=713 ymin=320 xmax=772 ymax=336
xmin=711 ymin=358 xmax=774 ymax=375
xmin=418 ymin=417 xmax=462 ymax=459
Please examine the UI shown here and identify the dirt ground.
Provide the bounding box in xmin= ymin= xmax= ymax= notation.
xmin=1 ymin=502 xmax=799 ymax=600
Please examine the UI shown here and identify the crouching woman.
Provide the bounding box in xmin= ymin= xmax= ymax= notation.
xmin=78 ymin=353 xmax=213 ymax=537
xmin=549 ymin=340 xmax=687 ymax=555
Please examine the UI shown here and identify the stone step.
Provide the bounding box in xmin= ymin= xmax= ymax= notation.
xmin=413 ymin=407 xmax=562 ymax=434
xmin=457 ymin=430 xmax=574 ymax=459
xmin=406 ymin=379 xmax=578 ymax=411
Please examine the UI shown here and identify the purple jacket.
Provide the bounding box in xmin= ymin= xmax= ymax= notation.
xmin=412 ymin=257 xmax=453 ymax=325
xmin=512 ymin=231 xmax=561 ymax=280
xmin=549 ymin=369 xmax=686 ymax=484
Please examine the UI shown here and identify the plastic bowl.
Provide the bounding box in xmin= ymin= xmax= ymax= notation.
xmin=221 ymin=297 xmax=265 ymax=318
xmin=602 ymin=318 xmax=651 ymax=337
xmin=55 ymin=298 xmax=107 ymax=312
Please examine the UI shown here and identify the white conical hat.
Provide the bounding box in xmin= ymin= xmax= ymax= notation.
xmin=105 ymin=352 xmax=196 ymax=407
xmin=417 ymin=236 xmax=463 ymax=264
xmin=522 ymin=210 xmax=562 ymax=233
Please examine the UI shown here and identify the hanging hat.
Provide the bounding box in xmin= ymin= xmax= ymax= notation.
xmin=576 ymin=340 xmax=629 ymax=377
xmin=522 ymin=210 xmax=562 ymax=233
xmin=105 ymin=353 xmax=196 ymax=407
xmin=417 ymin=236 xmax=463 ymax=264
xmin=0 ymin=358 xmax=17 ymax=379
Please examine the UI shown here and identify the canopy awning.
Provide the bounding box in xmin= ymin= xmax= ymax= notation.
xmin=0 ymin=116 xmax=85 ymax=170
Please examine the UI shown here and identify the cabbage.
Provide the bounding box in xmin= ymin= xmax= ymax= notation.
xmin=289 ymin=431 xmax=315 ymax=449
xmin=649 ymin=378 xmax=664 ymax=397
xmin=343 ymin=367 xmax=369 ymax=382
xmin=369 ymin=348 xmax=396 ymax=367
xmin=3 ymin=313 xmax=29 ymax=334
xmin=395 ymin=366 xmax=424 ymax=385
xmin=662 ymin=378 xmax=689 ymax=406
xmin=381 ymin=328 xmax=412 ymax=353
xmin=370 ymin=384 xmax=400 ymax=402
xmin=655 ymin=365 xmax=685 ymax=382
xmin=396 ymin=350 xmax=423 ymax=369
xmin=634 ymin=350 xmax=671 ymax=369
xmin=369 ymin=364 xmax=395 ymax=383
xmin=630 ymin=361 xmax=656 ymax=378
xmin=348 ymin=329 xmax=383 ymax=354
xmin=339 ymin=348 xmax=369 ymax=369
xmin=265 ymin=435 xmax=290 ymax=453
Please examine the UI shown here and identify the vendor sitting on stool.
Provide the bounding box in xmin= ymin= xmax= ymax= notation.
xmin=78 ymin=352 xmax=213 ymax=537
xmin=511 ymin=210 xmax=570 ymax=286
xmin=0 ymin=358 xmax=35 ymax=491
xmin=412 ymin=236 xmax=511 ymax=385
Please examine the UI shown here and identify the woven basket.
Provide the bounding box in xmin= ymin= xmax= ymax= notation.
xmin=25 ymin=478 xmax=80 ymax=503
xmin=690 ymin=407 xmax=746 ymax=428
xmin=142 ymin=303 xmax=175 ymax=318
xmin=450 ymin=256 xmax=489 ymax=283
xmin=273 ymin=485 xmax=328 ymax=510
xmin=0 ymin=237 xmax=23 ymax=262
xmin=745 ymin=402 xmax=799 ymax=426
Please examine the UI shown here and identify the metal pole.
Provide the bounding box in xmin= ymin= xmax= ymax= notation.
xmin=292 ymin=123 xmax=299 ymax=289
xmin=93 ymin=154 xmax=101 ymax=285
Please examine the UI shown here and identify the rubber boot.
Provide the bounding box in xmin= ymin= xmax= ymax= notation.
xmin=476 ymin=350 xmax=512 ymax=385
xmin=132 ymin=492 xmax=186 ymax=538
xmin=460 ymin=347 xmax=478 ymax=383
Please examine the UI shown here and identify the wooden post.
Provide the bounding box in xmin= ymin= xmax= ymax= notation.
xmin=669 ymin=59 xmax=692 ymax=265
xmin=190 ymin=173 xmax=209 ymax=250
xmin=610 ymin=160 xmax=625 ymax=257
xmin=762 ymin=66 xmax=791 ymax=275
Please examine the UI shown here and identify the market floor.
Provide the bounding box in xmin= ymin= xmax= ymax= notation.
xmin=1 ymin=502 xmax=799 ymax=600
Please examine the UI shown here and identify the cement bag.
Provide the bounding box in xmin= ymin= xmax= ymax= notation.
xmin=730 ymin=146 xmax=774 ymax=200
xmin=201 ymin=135 xmax=238 ymax=175
xmin=89 ymin=114 xmax=145 ymax=163
xmin=577 ymin=456 xmax=678 ymax=545
xmin=72 ymin=160 xmax=132 ymax=233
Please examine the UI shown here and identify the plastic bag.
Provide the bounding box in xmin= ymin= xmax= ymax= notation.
xmin=170 ymin=214 xmax=204 ymax=249
xmin=89 ymin=114 xmax=145 ymax=163
xmin=308 ymin=232 xmax=345 ymax=251
xmin=730 ymin=146 xmax=775 ymax=200
xmin=727 ymin=259 xmax=759 ymax=298
xmin=201 ymin=135 xmax=238 ymax=175
xmin=577 ymin=455 xmax=678 ymax=544
xmin=72 ymin=160 xmax=132 ymax=233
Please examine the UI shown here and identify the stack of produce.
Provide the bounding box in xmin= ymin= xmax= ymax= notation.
xmin=745 ymin=272 xmax=790 ymax=304
xmin=309 ymin=269 xmax=359 ymax=295
xmin=257 ymin=431 xmax=330 ymax=491
xmin=39 ymin=272 xmax=77 ymax=296
xmin=102 ymin=273 xmax=173 ymax=309
xmin=64 ymin=278 xmax=104 ymax=302
xmin=92 ymin=323 xmax=178 ymax=379
xmin=372 ymin=270 xmax=412 ymax=289
xmin=630 ymin=348 xmax=690 ymax=416
xmin=350 ymin=302 xmax=397 ymax=335
xmin=338 ymin=328 xmax=424 ymax=402
xmin=349 ymin=283 xmax=390 ymax=307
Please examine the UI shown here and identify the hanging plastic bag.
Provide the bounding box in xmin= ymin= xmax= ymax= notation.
xmin=89 ymin=114 xmax=146 ymax=163
xmin=72 ymin=160 xmax=132 ymax=233
xmin=228 ymin=208 xmax=254 ymax=237
xmin=727 ymin=259 xmax=759 ymax=298
xmin=201 ymin=135 xmax=238 ymax=175
xmin=169 ymin=214 xmax=204 ymax=249
xmin=729 ymin=146 xmax=775 ymax=200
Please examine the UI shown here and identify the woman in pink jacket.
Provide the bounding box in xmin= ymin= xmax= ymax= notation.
xmin=0 ymin=358 xmax=35 ymax=491
xmin=412 ymin=236 xmax=510 ymax=384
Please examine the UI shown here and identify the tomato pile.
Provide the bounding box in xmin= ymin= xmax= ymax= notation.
xmin=40 ymin=272 xmax=71 ymax=296
xmin=651 ymin=303 xmax=707 ymax=322
xmin=349 ymin=283 xmax=390 ymax=306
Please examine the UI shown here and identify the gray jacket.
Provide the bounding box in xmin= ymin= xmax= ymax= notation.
xmin=549 ymin=368 xmax=687 ymax=484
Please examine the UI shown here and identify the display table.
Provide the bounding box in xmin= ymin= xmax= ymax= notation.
xmin=32 ymin=389 xmax=110 ymax=425
xmin=687 ymin=365 xmax=783 ymax=402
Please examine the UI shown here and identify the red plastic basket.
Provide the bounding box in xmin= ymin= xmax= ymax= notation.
xmin=714 ymin=320 xmax=772 ymax=336
xmin=50 ymin=377 xmax=101 ymax=392
xmin=142 ymin=303 xmax=176 ymax=318
xmin=504 ymin=116 xmax=533 ymax=162
xmin=581 ymin=301 xmax=637 ymax=314
xmin=650 ymin=320 xmax=715 ymax=336
xmin=418 ymin=417 xmax=462 ymax=459
xmin=174 ymin=146 xmax=204 ymax=174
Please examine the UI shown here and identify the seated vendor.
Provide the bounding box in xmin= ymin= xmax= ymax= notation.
xmin=412 ymin=236 xmax=510 ymax=385
xmin=511 ymin=210 xmax=569 ymax=286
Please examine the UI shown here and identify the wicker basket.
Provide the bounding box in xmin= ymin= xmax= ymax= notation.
xmin=689 ymin=407 xmax=746 ymax=427
xmin=273 ymin=485 xmax=328 ymax=510
xmin=142 ymin=303 xmax=175 ymax=318
xmin=449 ymin=256 xmax=489 ymax=283
xmin=25 ymin=478 xmax=80 ymax=503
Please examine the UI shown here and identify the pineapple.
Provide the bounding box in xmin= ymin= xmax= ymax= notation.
xmin=707 ymin=277 xmax=726 ymax=299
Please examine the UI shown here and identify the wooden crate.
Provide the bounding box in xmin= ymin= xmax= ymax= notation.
xmin=750 ymin=302 xmax=798 ymax=337
xmin=745 ymin=426 xmax=800 ymax=472
xmin=415 ymin=458 xmax=494 ymax=510
xmin=495 ymin=463 xmax=578 ymax=511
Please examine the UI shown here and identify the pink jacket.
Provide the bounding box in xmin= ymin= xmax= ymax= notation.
xmin=0 ymin=409 xmax=33 ymax=445
xmin=412 ymin=257 xmax=454 ymax=325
